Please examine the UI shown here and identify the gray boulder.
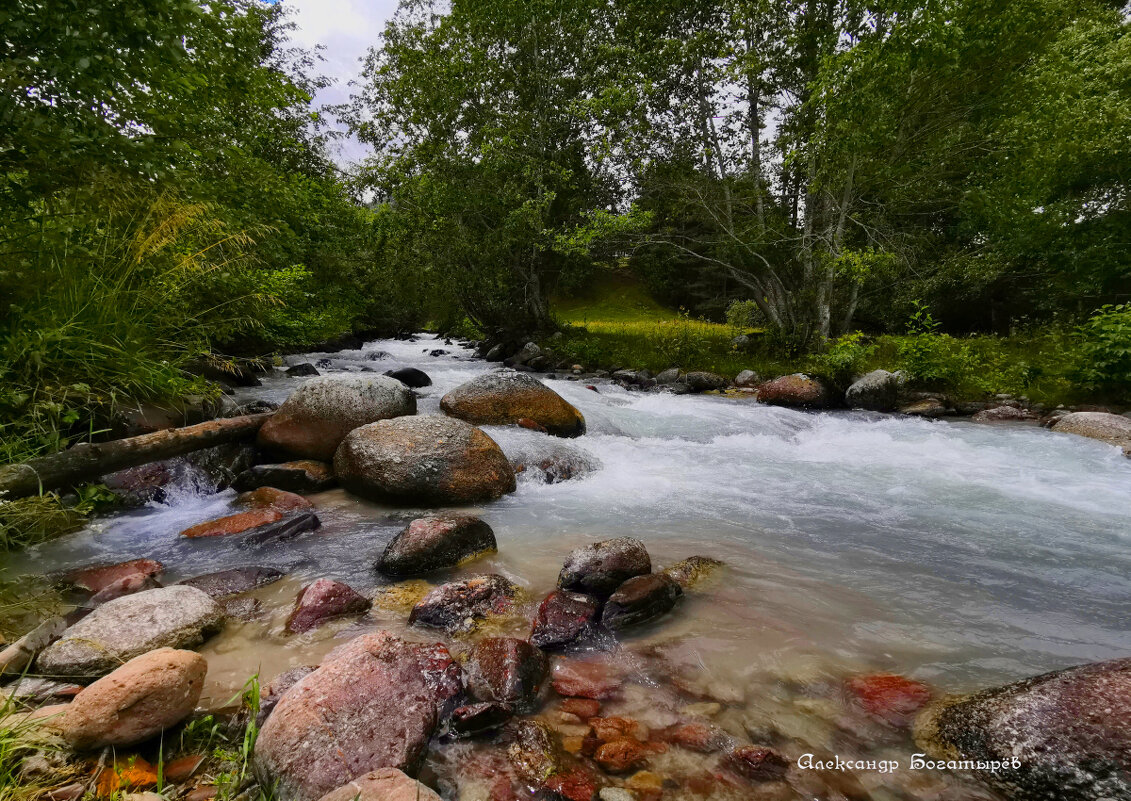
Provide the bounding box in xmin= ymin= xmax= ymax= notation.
xmin=915 ymin=657 xmax=1131 ymax=801
xmin=258 ymin=375 xmax=416 ymax=461
xmin=558 ymin=537 xmax=651 ymax=599
xmin=37 ymin=586 xmax=225 ymax=677
xmin=735 ymin=370 xmax=760 ymax=388
xmin=1051 ymin=412 xmax=1131 ymax=454
xmin=845 ymin=369 xmax=902 ymax=412
xmin=654 ymin=368 xmax=681 ymax=385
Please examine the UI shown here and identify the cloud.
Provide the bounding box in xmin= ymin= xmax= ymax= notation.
xmin=279 ymin=0 xmax=401 ymax=165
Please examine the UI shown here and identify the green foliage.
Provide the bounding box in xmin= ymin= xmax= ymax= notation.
xmin=807 ymin=332 xmax=876 ymax=387
xmin=726 ymin=300 xmax=764 ymax=331
xmin=1075 ymin=304 xmax=1131 ymax=398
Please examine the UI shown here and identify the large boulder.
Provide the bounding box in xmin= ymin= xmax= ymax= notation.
xmin=376 ymin=515 xmax=497 ymax=577
xmin=258 ymin=375 xmax=416 ymax=460
xmin=844 ymin=369 xmax=902 ymax=412
xmin=37 ymin=586 xmax=224 ymax=677
xmin=316 ymin=769 xmax=442 ymax=801
xmin=557 ymin=538 xmax=651 ymax=599
xmin=334 ymin=416 xmax=516 ymax=505
xmin=286 ymin=579 xmax=371 ymax=634
xmin=1051 ymin=411 xmax=1131 ymax=453
xmin=253 ymin=631 xmax=462 ymax=801
xmin=914 ymin=657 xmax=1131 ymax=801
xmin=440 ymin=372 xmax=585 ymax=437
xmin=62 ymin=648 xmax=206 ymax=750
xmin=601 ymin=574 xmax=682 ymax=630
xmin=409 ymin=574 xmax=519 ymax=634
xmin=465 ymin=637 xmax=548 ymax=713
xmin=757 ymin=374 xmax=829 ymax=408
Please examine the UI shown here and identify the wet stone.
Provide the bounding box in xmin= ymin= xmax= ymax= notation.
xmin=286 ymin=579 xmax=371 ymax=634
xmin=178 ymin=566 xmax=286 ymax=598
xmin=408 ymin=574 xmax=519 ymax=634
xmin=601 ymin=573 xmax=682 ymax=630
xmin=447 ymin=702 xmax=513 ymax=738
xmin=376 ymin=515 xmax=496 ymax=577
xmin=465 ymin=637 xmax=548 ymax=713
xmin=558 ymin=538 xmax=651 ymax=599
xmin=530 ymin=590 xmax=602 ymax=650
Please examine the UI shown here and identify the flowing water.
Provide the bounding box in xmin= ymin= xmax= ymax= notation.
xmin=9 ymin=335 xmax=1131 ymax=799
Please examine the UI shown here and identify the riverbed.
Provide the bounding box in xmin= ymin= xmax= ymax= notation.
xmin=9 ymin=334 xmax=1131 ymax=799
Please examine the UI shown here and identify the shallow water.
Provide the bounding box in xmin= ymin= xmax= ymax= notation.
xmin=9 ymin=334 xmax=1131 ymax=799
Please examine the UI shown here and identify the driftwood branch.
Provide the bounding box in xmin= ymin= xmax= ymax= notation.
xmin=0 ymin=413 xmax=273 ymax=500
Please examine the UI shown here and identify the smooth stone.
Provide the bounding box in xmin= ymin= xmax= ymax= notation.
xmin=900 ymin=397 xmax=950 ymax=417
xmin=735 ymin=369 xmax=760 ymax=388
xmin=509 ymin=441 xmax=600 ymax=484
xmin=440 ymin=371 xmax=585 ymax=437
xmin=654 ymin=368 xmax=681 ymax=385
xmin=408 ymin=574 xmax=519 ymax=634
xmin=601 ymin=574 xmax=682 ymax=630
xmin=465 ymin=637 xmax=548 ymax=713
xmin=88 ymin=572 xmax=162 ymax=606
xmin=334 ymin=415 xmax=515 ymax=505
xmin=530 ymin=590 xmax=601 ymax=650
xmin=316 ymin=769 xmax=442 ymax=801
xmin=62 ymin=648 xmax=206 ymax=750
xmin=37 ymin=586 xmax=225 ymax=678
xmin=231 ymin=460 xmax=337 ymax=493
xmin=844 ymin=369 xmax=902 ymax=412
xmin=257 ymin=665 xmax=317 ymax=727
xmin=178 ymin=566 xmax=286 ymax=598
xmin=845 ymin=673 xmax=932 ymax=727
xmin=257 ymin=375 xmax=416 ymax=460
xmin=558 ymin=537 xmax=651 ymax=599
xmin=383 ymin=367 xmax=432 ymax=388
xmin=552 ymin=658 xmax=622 ymax=700
xmin=376 ymin=515 xmax=496 ymax=577
xmin=252 ymin=631 xmax=462 ymax=801
xmin=286 ymin=578 xmax=371 ymax=634
xmin=757 ymin=374 xmax=829 ymax=408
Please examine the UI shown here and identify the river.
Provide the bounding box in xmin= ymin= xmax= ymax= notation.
xmin=10 ymin=334 xmax=1131 ymax=799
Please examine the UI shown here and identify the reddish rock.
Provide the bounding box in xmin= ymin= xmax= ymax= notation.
xmin=587 ymin=716 xmax=640 ymax=745
xmin=507 ymin=719 xmax=560 ymax=784
xmin=654 ymin=721 xmax=730 ymax=753
xmin=286 ymin=579 xmax=371 ymax=634
xmin=376 ymin=515 xmax=497 ymax=577
xmin=517 ymin=417 xmax=548 ymax=433
xmin=552 ymin=658 xmax=621 ymax=700
xmin=845 ymin=673 xmax=932 ymax=727
xmin=409 ymin=574 xmax=519 ymax=634
xmin=231 ymin=460 xmax=337 ymax=494
xmin=972 ymin=405 xmax=1036 ymax=423
xmin=235 ymin=486 xmax=313 ymax=512
xmin=530 ymin=590 xmax=601 ymax=650
xmin=757 ymin=374 xmax=829 ymax=408
xmin=560 ymin=698 xmax=600 ymax=720
xmin=594 ymin=739 xmax=665 ymax=773
xmin=252 ymin=632 xmax=462 ymax=801
xmin=448 ymin=702 xmax=512 ymax=738
xmin=601 ymin=573 xmax=681 ymax=630
xmin=316 ymin=768 xmax=442 ymax=801
xmin=257 ymin=665 xmax=317 ymax=727
xmin=57 ymin=559 xmax=164 ymax=594
xmin=88 ymin=572 xmax=162 ymax=605
xmin=544 ymin=767 xmax=601 ymax=801
xmin=558 ymin=538 xmax=651 ymax=599
xmin=724 ymin=746 xmax=790 ymax=781
xmin=466 ymin=637 xmax=548 ymax=713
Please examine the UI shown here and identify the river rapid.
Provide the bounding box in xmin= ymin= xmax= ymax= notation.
xmin=10 ymin=334 xmax=1131 ymax=799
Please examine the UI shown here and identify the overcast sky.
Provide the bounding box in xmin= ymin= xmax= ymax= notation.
xmin=280 ymin=0 xmax=401 ymax=165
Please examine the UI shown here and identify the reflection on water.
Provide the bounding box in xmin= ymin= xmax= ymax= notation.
xmin=7 ymin=334 xmax=1131 ymax=799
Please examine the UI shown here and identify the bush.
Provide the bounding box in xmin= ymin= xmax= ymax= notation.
xmin=726 ymin=299 xmax=763 ymax=330
xmin=1075 ymin=304 xmax=1131 ymax=398
xmin=808 ymin=332 xmax=876 ymax=387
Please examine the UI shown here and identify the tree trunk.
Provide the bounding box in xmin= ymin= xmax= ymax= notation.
xmin=0 ymin=413 xmax=272 ymax=500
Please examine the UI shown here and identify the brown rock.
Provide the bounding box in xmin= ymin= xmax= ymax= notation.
xmin=448 ymin=701 xmax=513 ymax=738
xmin=900 ymin=397 xmax=950 ymax=417
xmin=654 ymin=721 xmax=730 ymax=753
xmin=544 ymin=767 xmax=602 ymax=801
xmin=558 ymin=537 xmax=651 ymax=599
xmin=180 ymin=508 xmax=285 ymax=539
xmin=662 ymin=555 xmax=724 ymax=589
xmin=235 ymin=486 xmax=313 ymax=512
xmin=531 ymin=590 xmax=601 ymax=651
xmin=253 ymin=632 xmax=462 ymax=801
xmin=178 ymin=566 xmax=286 ymax=598
xmin=231 ymin=460 xmax=337 ymax=493
xmin=88 ymin=572 xmax=162 ymax=605
xmin=552 ymin=658 xmax=622 ymax=700
xmin=601 ymin=573 xmax=682 ymax=630
xmin=409 ymin=574 xmax=519 ymax=634
xmin=972 ymin=405 xmax=1036 ymax=423
xmin=560 ymin=698 xmax=600 ymax=720
xmin=56 ymin=559 xmax=164 ymax=594
xmin=845 ymin=673 xmax=932 ymax=727
xmin=594 ymin=739 xmax=665 ymax=773
xmin=286 ymin=578 xmax=371 ymax=634
xmin=316 ymin=768 xmax=442 ymax=801
xmin=258 ymin=375 xmax=416 ymax=460
xmin=466 ymin=637 xmax=548 ymax=713
xmin=376 ymin=515 xmax=497 ymax=577
xmin=334 ymin=416 xmax=516 ymax=505
xmin=724 ymin=746 xmax=789 ymax=781
xmin=62 ymin=648 xmax=206 ymax=750
xmin=757 ymin=374 xmax=829 ymax=408
xmin=440 ymin=371 xmax=586 ymax=437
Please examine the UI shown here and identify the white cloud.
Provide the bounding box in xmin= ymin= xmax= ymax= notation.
xmin=279 ymin=0 xmax=401 ymax=165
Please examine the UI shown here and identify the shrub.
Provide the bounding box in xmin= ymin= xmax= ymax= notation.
xmin=1075 ymin=304 xmax=1131 ymax=397
xmin=726 ymin=299 xmax=763 ymax=330
xmin=808 ymin=332 xmax=877 ymax=386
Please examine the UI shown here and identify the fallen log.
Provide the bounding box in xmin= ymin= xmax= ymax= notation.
xmin=0 ymin=413 xmax=272 ymax=500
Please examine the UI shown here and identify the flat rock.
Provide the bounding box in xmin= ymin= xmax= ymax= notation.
xmin=914 ymin=656 xmax=1131 ymax=801
xmin=972 ymin=405 xmax=1036 ymax=423
xmin=258 ymin=375 xmax=416 ymax=460
xmin=465 ymin=637 xmax=548 ymax=713
xmin=56 ymin=559 xmax=164 ymax=594
xmin=286 ymin=578 xmax=371 ymax=634
xmin=530 ymin=590 xmax=601 ymax=651
xmin=253 ymin=631 xmax=462 ymax=801
xmin=178 ymin=566 xmax=286 ymax=599
xmin=552 ymin=658 xmax=622 ymax=700
xmin=231 ymin=461 xmax=337 ymax=493
xmin=37 ymin=586 xmax=225 ymax=678
xmin=440 ymin=371 xmax=585 ymax=437
xmin=900 ymin=397 xmax=949 ymax=417
xmin=558 ymin=538 xmax=651 ymax=599
xmin=409 ymin=574 xmax=519 ymax=634
xmin=334 ymin=415 xmax=516 ymax=505
xmin=1052 ymin=411 xmax=1131 ymax=451
xmin=316 ymin=769 xmax=442 ymax=801
xmin=62 ymin=648 xmax=206 ymax=750
xmin=601 ymin=573 xmax=681 ymax=630
xmin=376 ymin=515 xmax=496 ymax=577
